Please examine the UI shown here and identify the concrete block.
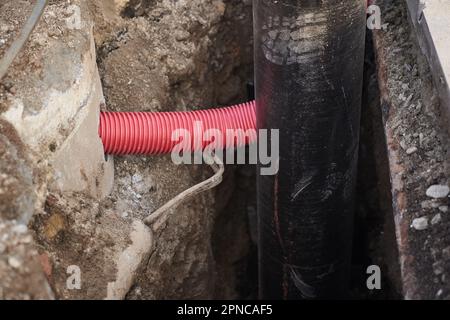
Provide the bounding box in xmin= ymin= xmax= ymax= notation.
xmin=1 ymin=3 xmax=114 ymax=198
xmin=407 ymin=0 xmax=450 ymax=131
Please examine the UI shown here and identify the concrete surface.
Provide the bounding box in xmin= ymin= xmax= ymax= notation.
xmin=373 ymin=0 xmax=450 ymax=299
xmin=406 ymin=0 xmax=450 ymax=130
xmin=1 ymin=1 xmax=113 ymax=199
xmin=0 ymin=119 xmax=54 ymax=299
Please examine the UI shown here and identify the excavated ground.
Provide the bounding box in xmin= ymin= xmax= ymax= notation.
xmin=1 ymin=0 xmax=448 ymax=300
xmin=1 ymin=0 xmax=255 ymax=299
xmin=88 ymin=0 xmax=256 ymax=299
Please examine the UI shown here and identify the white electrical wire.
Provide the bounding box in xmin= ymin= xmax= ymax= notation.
xmin=144 ymin=153 xmax=224 ymax=231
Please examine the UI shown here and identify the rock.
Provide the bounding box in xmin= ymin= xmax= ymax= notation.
xmin=406 ymin=146 xmax=418 ymax=154
xmin=439 ymin=206 xmax=448 ymax=213
xmin=12 ymin=224 xmax=28 ymax=234
xmin=441 ymin=246 xmax=450 ymax=261
xmin=431 ymin=201 xmax=441 ymax=208
xmin=426 ymin=185 xmax=450 ymax=199
xmin=8 ymin=256 xmax=22 ymax=269
xmin=174 ymin=30 xmax=191 ymax=41
xmin=431 ymin=214 xmax=442 ymax=225
xmin=131 ymin=174 xmax=143 ymax=184
xmin=411 ymin=217 xmax=429 ymax=230
xmin=433 ymin=260 xmax=445 ymax=275
xmin=106 ymin=220 xmax=153 ymax=300
xmin=421 ymin=200 xmax=432 ymax=209
xmin=442 ymin=246 xmax=450 ymax=260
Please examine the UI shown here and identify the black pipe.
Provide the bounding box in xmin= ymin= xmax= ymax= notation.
xmin=255 ymin=0 xmax=366 ymax=299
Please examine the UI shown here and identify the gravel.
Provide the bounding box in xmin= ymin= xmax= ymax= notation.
xmin=411 ymin=217 xmax=429 ymax=230
xmin=426 ymin=185 xmax=450 ymax=199
xmin=431 ymin=214 xmax=442 ymax=225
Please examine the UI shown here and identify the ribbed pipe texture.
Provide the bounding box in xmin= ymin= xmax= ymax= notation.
xmin=99 ymin=101 xmax=257 ymax=155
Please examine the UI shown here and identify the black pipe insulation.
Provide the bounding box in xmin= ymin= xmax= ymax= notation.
xmin=255 ymin=0 xmax=366 ymax=299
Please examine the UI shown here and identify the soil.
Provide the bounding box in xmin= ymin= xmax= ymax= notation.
xmin=0 ymin=220 xmax=53 ymax=299
xmin=1 ymin=0 xmax=255 ymax=300
xmin=87 ymin=0 xmax=255 ymax=299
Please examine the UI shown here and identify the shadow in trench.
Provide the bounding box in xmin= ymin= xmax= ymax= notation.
xmin=351 ymin=31 xmax=403 ymax=300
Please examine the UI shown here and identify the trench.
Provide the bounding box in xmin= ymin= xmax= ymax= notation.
xmin=0 ymin=0 xmax=406 ymax=299
xmin=214 ymin=30 xmax=403 ymax=299
xmin=97 ymin=2 xmax=402 ymax=299
xmin=350 ymin=32 xmax=402 ymax=299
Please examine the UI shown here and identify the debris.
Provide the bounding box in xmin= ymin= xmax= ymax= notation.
xmin=406 ymin=146 xmax=418 ymax=154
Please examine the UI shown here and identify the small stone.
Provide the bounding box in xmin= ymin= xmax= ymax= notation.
xmin=442 ymin=246 xmax=450 ymax=260
xmin=406 ymin=147 xmax=418 ymax=155
xmin=8 ymin=256 xmax=22 ymax=269
xmin=174 ymin=30 xmax=190 ymax=41
xmin=431 ymin=214 xmax=442 ymax=225
xmin=411 ymin=217 xmax=428 ymax=230
xmin=433 ymin=261 xmax=445 ymax=275
xmin=0 ymin=243 xmax=6 ymax=254
xmin=419 ymin=133 xmax=425 ymax=146
xmin=439 ymin=206 xmax=448 ymax=213
xmin=431 ymin=202 xmax=440 ymax=209
xmin=426 ymin=185 xmax=450 ymax=199
xmin=400 ymin=140 xmax=408 ymax=150
xmin=131 ymin=174 xmax=143 ymax=184
xmin=421 ymin=200 xmax=432 ymax=209
xmin=21 ymin=235 xmax=33 ymax=244
xmin=12 ymin=224 xmax=28 ymax=234
xmin=268 ymin=30 xmax=278 ymax=40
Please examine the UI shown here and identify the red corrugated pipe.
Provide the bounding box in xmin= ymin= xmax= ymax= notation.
xmin=99 ymin=100 xmax=256 ymax=155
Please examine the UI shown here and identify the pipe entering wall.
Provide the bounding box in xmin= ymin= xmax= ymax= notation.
xmin=254 ymin=1 xmax=366 ymax=299
xmin=99 ymin=101 xmax=256 ymax=155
